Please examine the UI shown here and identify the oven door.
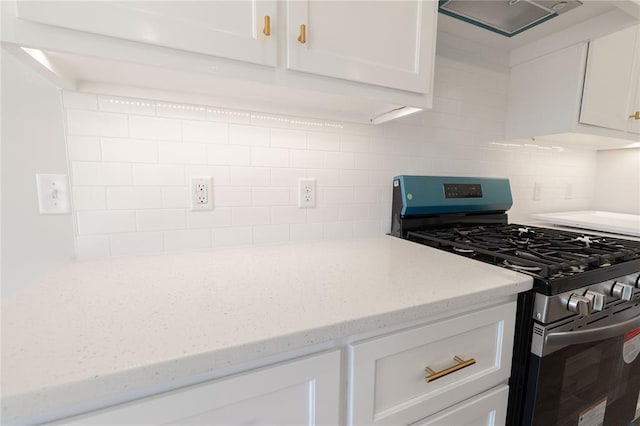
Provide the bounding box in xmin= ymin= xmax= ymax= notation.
xmin=524 ymin=312 xmax=640 ymax=426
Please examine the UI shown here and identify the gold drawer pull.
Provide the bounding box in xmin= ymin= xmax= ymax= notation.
xmin=298 ymin=24 xmax=306 ymax=44
xmin=629 ymin=111 xmax=640 ymax=120
xmin=425 ymin=356 xmax=476 ymax=382
xmin=263 ymin=15 xmax=271 ymax=36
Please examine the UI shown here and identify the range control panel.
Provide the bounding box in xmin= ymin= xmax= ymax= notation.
xmin=443 ymin=183 xmax=483 ymax=199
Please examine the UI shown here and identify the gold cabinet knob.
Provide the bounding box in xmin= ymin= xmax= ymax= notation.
xmin=629 ymin=111 xmax=640 ymax=120
xmin=297 ymin=24 xmax=306 ymax=44
xmin=263 ymin=15 xmax=271 ymax=36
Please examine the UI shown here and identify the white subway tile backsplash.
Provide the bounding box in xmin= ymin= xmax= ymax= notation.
xmin=164 ymin=229 xmax=211 ymax=251
xmin=72 ymin=162 xmax=132 ymax=186
xmin=271 ymin=129 xmax=307 ymax=149
xmin=129 ymin=116 xmax=181 ymax=141
xmin=270 ymin=206 xmax=307 ymax=224
xmin=251 ymin=188 xmax=290 ymax=206
xmin=251 ymin=147 xmax=289 ymax=167
xmin=136 ymin=209 xmax=186 ymax=231
xmin=215 ymin=187 xmax=251 ymax=207
xmin=162 ymin=187 xmax=189 ymax=208
xmin=107 ymin=187 xmax=162 ymax=210
xmin=339 ymin=204 xmax=369 ymax=222
xmin=101 ymin=138 xmax=158 ymax=163
xmin=182 ymin=120 xmax=228 ymax=143
xmin=63 ymin=59 xmax=597 ymax=258
xmin=229 ymin=125 xmax=270 ymax=147
xmin=67 ymin=109 xmax=128 ymax=137
xmin=290 ymin=223 xmax=323 ymax=242
xmin=323 ymin=222 xmax=353 ymax=240
xmin=208 ymin=144 xmax=251 ymax=166
xmin=324 ymin=151 xmax=355 ymax=169
xmin=133 ymin=164 xmax=185 ymax=186
xmin=76 ymin=235 xmax=110 ymax=259
xmin=290 ymin=150 xmax=323 ymax=169
xmin=63 ymin=92 xmax=98 ymax=110
xmin=340 ymin=170 xmax=370 ymax=187
xmin=158 ymin=142 xmax=207 ymax=164
xmin=77 ymin=210 xmax=136 ymax=235
xmin=354 ymin=153 xmax=385 ymax=170
xmin=212 ymin=226 xmax=252 ymax=247
xmin=307 ymin=132 xmax=340 ymax=151
xmin=231 ymin=207 xmax=270 ymax=226
xmin=72 ymin=187 xmax=106 ymax=211
xmin=110 ymin=232 xmax=163 ymax=256
xmin=67 ymin=136 xmax=101 ymax=161
xmin=306 ymin=205 xmax=340 ymax=223
xmin=324 ymin=187 xmax=354 ymax=204
xmin=187 ymin=208 xmax=232 ymax=229
xmin=231 ymin=167 xmax=270 ymax=186
xmin=270 ymin=168 xmax=307 ymax=186
xmin=253 ymin=225 xmax=290 ymax=245
xmin=185 ymin=165 xmax=230 ymax=186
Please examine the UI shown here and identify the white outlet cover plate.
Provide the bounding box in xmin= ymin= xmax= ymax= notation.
xmin=298 ymin=177 xmax=316 ymax=208
xmin=190 ymin=176 xmax=213 ymax=211
xmin=36 ymin=174 xmax=71 ymax=214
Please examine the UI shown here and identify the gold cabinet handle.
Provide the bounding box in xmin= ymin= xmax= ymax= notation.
xmin=629 ymin=111 xmax=640 ymax=120
xmin=425 ymin=356 xmax=476 ymax=383
xmin=297 ymin=24 xmax=306 ymax=44
xmin=263 ymin=15 xmax=271 ymax=36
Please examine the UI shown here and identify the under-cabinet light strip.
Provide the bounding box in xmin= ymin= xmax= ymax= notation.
xmin=102 ymin=98 xmax=344 ymax=129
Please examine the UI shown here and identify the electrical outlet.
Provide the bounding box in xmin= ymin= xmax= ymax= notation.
xmin=533 ymin=182 xmax=543 ymax=201
xmin=190 ymin=176 xmax=213 ymax=211
xmin=298 ymin=178 xmax=316 ymax=208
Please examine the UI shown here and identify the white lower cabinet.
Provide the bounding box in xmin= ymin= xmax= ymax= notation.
xmin=52 ymin=350 xmax=341 ymax=425
xmin=348 ymin=301 xmax=516 ymax=425
xmin=412 ymin=385 xmax=509 ymax=426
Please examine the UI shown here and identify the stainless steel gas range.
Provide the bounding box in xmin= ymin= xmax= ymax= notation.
xmin=391 ymin=175 xmax=640 ymax=426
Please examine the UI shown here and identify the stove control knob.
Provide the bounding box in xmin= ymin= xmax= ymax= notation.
xmin=584 ymin=290 xmax=605 ymax=312
xmin=567 ymin=294 xmax=591 ymax=316
xmin=611 ymin=283 xmax=634 ymax=301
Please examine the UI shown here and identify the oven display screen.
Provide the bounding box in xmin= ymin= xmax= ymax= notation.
xmin=443 ymin=183 xmax=483 ymax=199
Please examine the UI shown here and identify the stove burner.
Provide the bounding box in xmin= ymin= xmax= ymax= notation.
xmin=502 ymin=259 xmax=542 ymax=272
xmin=406 ymin=223 xmax=640 ymax=287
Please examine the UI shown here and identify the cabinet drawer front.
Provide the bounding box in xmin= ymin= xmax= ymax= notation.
xmin=51 ymin=350 xmax=341 ymax=425
xmin=412 ymin=385 xmax=508 ymax=426
xmin=349 ymin=302 xmax=516 ymax=425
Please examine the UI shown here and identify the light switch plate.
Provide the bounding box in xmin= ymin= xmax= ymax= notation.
xmin=36 ymin=174 xmax=71 ymax=214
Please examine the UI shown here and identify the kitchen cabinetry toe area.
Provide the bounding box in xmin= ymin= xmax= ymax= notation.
xmin=1 ymin=237 xmax=532 ymax=424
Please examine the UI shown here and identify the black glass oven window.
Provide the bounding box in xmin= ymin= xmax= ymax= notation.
xmin=530 ymin=336 xmax=640 ymax=426
xmin=443 ymin=183 xmax=483 ymax=199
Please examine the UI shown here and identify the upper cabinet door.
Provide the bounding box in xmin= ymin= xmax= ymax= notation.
xmin=286 ymin=0 xmax=437 ymax=94
xmin=580 ymin=24 xmax=640 ymax=135
xmin=15 ymin=1 xmax=278 ymax=66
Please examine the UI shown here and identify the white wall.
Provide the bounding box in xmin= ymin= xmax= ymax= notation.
xmin=1 ymin=49 xmax=76 ymax=296
xmin=595 ymin=148 xmax=640 ymax=214
xmin=61 ymin=56 xmax=598 ymax=258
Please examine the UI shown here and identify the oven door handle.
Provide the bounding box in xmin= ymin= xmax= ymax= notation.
xmin=545 ymin=314 xmax=640 ymax=347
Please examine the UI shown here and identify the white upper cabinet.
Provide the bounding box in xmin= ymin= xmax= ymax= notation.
xmin=5 ymin=0 xmax=437 ymax=124
xmin=580 ymin=24 xmax=640 ymax=135
xmin=505 ymin=26 xmax=640 ymax=148
xmin=286 ymin=0 xmax=436 ymax=94
xmin=15 ymin=1 xmax=278 ymax=66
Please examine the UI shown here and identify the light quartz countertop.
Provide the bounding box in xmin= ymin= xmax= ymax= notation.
xmin=1 ymin=236 xmax=532 ymax=424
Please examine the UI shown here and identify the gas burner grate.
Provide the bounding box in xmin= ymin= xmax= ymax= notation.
xmin=407 ymin=224 xmax=640 ymax=282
